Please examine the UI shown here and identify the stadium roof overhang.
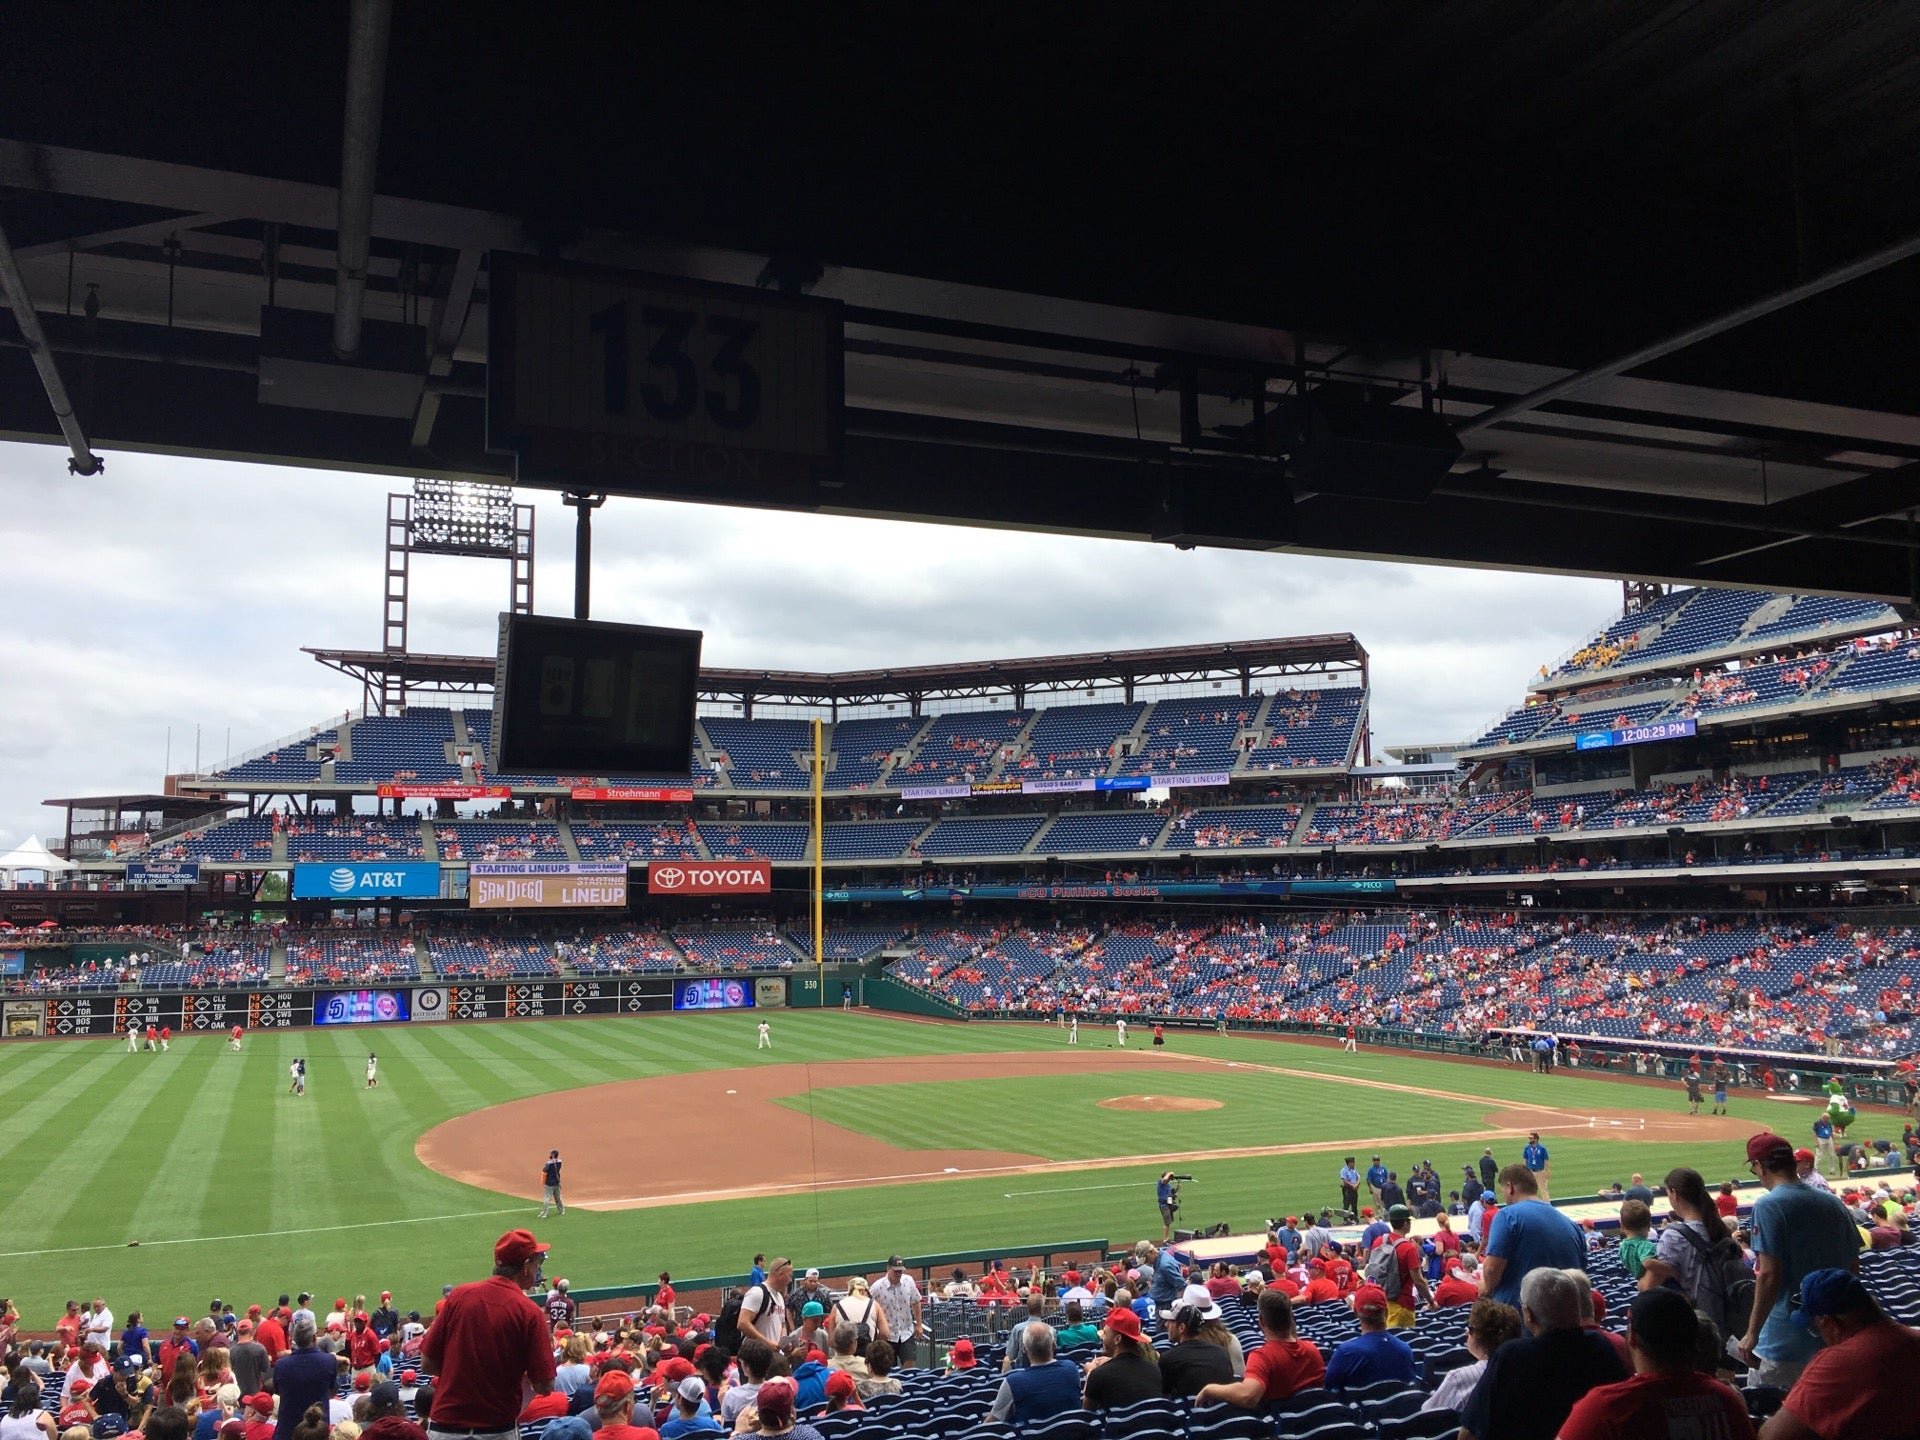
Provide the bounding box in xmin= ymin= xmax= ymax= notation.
xmin=7 ymin=8 xmax=1920 ymax=600
xmin=305 ymin=635 xmax=1366 ymax=709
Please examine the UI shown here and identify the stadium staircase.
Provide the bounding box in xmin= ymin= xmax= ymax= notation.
xmin=993 ymin=709 xmax=1043 ymax=780
xmin=555 ymin=819 xmax=582 ymax=860
xmin=868 ymin=715 xmax=935 ymax=789
xmin=267 ymin=941 xmax=287 ymax=982
xmin=271 ymin=828 xmax=289 ymax=863
xmin=414 ymin=935 xmax=437 ymax=979
xmin=1104 ymin=704 xmax=1156 ymax=775
xmin=418 ymin=819 xmax=440 ymax=862
xmin=1230 ymin=692 xmax=1281 ymax=773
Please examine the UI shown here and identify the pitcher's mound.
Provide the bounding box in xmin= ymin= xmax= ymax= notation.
xmin=1100 ymin=1094 xmax=1223 ymax=1112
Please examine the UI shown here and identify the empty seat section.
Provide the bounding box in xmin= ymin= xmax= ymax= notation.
xmin=699 ymin=822 xmax=809 ymax=860
xmin=1038 ymin=810 xmax=1168 ymax=853
xmin=334 ymin=710 xmax=462 ymax=784
xmin=822 ymin=821 xmax=925 ymax=860
xmin=914 ymin=815 xmax=1046 ymax=856
xmin=145 ymin=817 xmax=278 ymax=862
xmin=701 ymin=716 xmax=814 ymax=789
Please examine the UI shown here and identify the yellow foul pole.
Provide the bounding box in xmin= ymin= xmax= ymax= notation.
xmin=812 ymin=716 xmax=825 ymax=970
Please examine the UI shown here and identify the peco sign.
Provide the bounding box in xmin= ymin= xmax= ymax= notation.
xmin=647 ymin=860 xmax=772 ymax=895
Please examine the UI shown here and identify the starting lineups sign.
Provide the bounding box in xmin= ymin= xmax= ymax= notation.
xmin=468 ymin=861 xmax=628 ymax=910
xmin=487 ymin=255 xmax=843 ymax=500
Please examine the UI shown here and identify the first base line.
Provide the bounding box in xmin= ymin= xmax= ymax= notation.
xmin=1001 ymin=1181 xmax=1140 ymax=1200
xmin=0 ymin=1205 xmax=534 ymax=1261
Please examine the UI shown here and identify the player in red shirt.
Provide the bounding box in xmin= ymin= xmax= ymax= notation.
xmin=230 ymin=1025 xmax=244 ymax=1053
xmin=159 ymin=1026 xmax=172 ymax=1052
xmin=1194 ymin=1290 xmax=1324 ymax=1408
xmin=420 ymin=1229 xmax=557 ymax=1432
xmin=144 ymin=1024 xmax=158 ymax=1052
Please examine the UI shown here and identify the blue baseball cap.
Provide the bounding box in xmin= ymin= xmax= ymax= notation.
xmin=1793 ymin=1269 xmax=1872 ymax=1329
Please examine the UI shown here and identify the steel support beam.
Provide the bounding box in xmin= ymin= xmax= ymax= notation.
xmin=333 ymin=0 xmax=393 ymax=360
xmin=1459 ymin=228 xmax=1920 ymax=436
xmin=0 ymin=214 xmax=102 ymax=474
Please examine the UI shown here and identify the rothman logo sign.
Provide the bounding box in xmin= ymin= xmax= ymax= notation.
xmin=647 ymin=860 xmax=773 ymax=895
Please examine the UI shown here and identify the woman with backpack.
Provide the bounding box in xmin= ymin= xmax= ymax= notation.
xmin=827 ymin=1277 xmax=888 ymax=1349
xmin=1638 ymin=1167 xmax=1751 ymax=1347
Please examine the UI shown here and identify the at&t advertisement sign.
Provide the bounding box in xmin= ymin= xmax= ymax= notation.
xmin=291 ymin=862 xmax=444 ymax=900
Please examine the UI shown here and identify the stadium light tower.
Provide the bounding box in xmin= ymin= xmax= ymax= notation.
xmin=380 ymin=479 xmax=534 ymax=712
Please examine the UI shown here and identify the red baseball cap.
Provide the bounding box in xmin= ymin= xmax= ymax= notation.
xmin=651 ymin=1357 xmax=695 ymax=1386
xmin=1102 ymin=1308 xmax=1142 ymax=1340
xmin=593 ymin=1371 xmax=634 ymax=1402
xmin=1352 ymin=1285 xmax=1389 ymax=1313
xmin=352 ymin=1374 xmax=374 ymax=1392
xmin=825 ymin=1370 xmax=857 ymax=1400
xmin=948 ymin=1338 xmax=976 ymax=1368
xmin=1746 ymin=1132 xmax=1794 ymax=1167
xmin=244 ymin=1396 xmax=274 ymax=1416
xmin=494 ymin=1228 xmax=550 ymax=1267
xmin=1794 ymin=1148 xmax=1816 ymax=1163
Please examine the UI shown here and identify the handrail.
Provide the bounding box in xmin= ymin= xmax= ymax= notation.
xmin=566 ymin=1238 xmax=1110 ymax=1307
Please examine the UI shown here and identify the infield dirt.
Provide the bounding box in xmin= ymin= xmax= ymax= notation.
xmin=418 ymin=1048 xmax=1756 ymax=1211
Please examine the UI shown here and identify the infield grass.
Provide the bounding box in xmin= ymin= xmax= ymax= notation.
xmin=0 ymin=1013 xmax=1795 ymax=1325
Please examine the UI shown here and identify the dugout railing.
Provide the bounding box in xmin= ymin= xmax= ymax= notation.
xmin=566 ymin=1237 xmax=1110 ymax=1331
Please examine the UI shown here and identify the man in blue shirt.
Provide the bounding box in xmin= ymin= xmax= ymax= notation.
xmin=1338 ymin=1156 xmax=1361 ymax=1218
xmin=1738 ymin=1130 xmax=1861 ymax=1389
xmin=1521 ymin=1130 xmax=1551 ymax=1199
xmin=1479 ymin=1163 xmax=1583 ymax=1307
xmin=987 ymin=1325 xmax=1081 ymax=1425
xmin=1322 ymin=1286 xmax=1417 ymax=1390
xmin=1156 ymin=1172 xmax=1179 ymax=1240
xmin=1136 ymin=1240 xmax=1185 ymax=1313
xmin=1810 ymin=1113 xmax=1837 ymax=1176
xmin=270 ymin=1319 xmax=337 ymax=1440
xmin=1364 ymin=1155 xmax=1389 ymax=1208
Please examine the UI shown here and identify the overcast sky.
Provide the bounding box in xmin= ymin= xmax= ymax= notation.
xmin=0 ymin=443 xmax=1621 ymax=848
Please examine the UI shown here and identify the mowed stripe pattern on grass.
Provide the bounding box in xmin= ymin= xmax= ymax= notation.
xmin=0 ymin=1014 xmax=1754 ymax=1321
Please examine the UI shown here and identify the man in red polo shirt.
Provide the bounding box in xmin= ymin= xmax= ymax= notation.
xmin=420 ymin=1229 xmax=556 ymax=1440
xmin=253 ymin=1308 xmax=287 ymax=1361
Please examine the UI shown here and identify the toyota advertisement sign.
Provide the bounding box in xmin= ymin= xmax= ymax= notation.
xmin=647 ymin=859 xmax=772 ymax=895
xmin=469 ymin=861 xmax=629 ymax=910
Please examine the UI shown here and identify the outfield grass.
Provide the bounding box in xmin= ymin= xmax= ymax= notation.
xmin=0 ymin=1013 xmax=1777 ymax=1326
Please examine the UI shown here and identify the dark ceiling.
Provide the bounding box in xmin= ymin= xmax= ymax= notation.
xmin=7 ymin=2 xmax=1920 ymax=600
xmin=14 ymin=2 xmax=1920 ymax=393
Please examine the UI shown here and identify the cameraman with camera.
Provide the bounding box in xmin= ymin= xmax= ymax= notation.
xmin=1156 ymin=1172 xmax=1191 ymax=1241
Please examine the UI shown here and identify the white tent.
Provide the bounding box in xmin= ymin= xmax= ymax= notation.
xmin=0 ymin=836 xmax=78 ymax=876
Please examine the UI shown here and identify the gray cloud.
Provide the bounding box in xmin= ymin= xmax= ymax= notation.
xmin=0 ymin=442 xmax=1618 ymax=848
